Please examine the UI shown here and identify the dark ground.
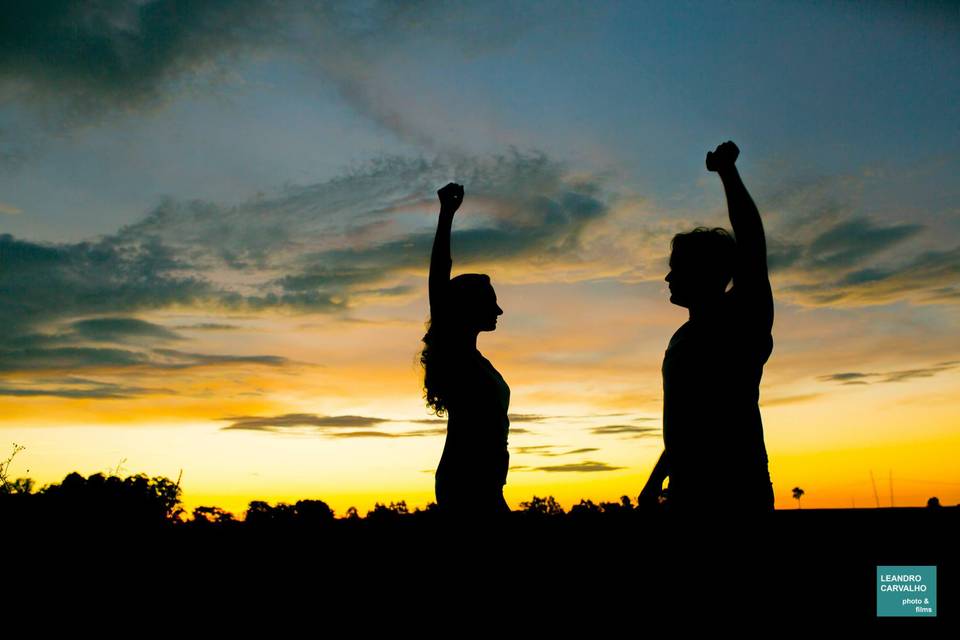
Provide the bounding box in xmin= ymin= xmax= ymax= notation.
xmin=10 ymin=506 xmax=955 ymax=626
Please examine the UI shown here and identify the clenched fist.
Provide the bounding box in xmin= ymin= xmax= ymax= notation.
xmin=438 ymin=182 xmax=464 ymax=215
xmin=706 ymin=140 xmax=740 ymax=173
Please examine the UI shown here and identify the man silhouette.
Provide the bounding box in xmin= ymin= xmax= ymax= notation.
xmin=640 ymin=141 xmax=775 ymax=514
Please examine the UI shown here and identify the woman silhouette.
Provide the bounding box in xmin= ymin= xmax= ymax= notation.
xmin=421 ymin=182 xmax=511 ymax=517
xmin=640 ymin=141 xmax=775 ymax=514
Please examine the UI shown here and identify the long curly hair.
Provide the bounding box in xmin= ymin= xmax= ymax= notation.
xmin=420 ymin=274 xmax=491 ymax=416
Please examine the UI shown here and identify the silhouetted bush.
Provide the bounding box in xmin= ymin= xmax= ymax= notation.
xmin=190 ymin=505 xmax=237 ymax=526
xmin=295 ymin=499 xmax=335 ymax=525
xmin=518 ymin=495 xmax=564 ymax=516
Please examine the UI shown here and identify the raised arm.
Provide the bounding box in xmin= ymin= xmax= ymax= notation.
xmin=428 ymin=183 xmax=464 ymax=316
xmin=707 ymin=141 xmax=773 ymax=333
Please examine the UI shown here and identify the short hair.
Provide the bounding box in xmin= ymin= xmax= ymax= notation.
xmin=670 ymin=227 xmax=736 ymax=290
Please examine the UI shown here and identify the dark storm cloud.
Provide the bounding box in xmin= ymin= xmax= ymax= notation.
xmin=0 ymin=0 xmax=554 ymax=144
xmin=0 ymin=0 xmax=280 ymax=126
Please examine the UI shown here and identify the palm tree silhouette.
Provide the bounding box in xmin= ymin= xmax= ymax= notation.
xmin=792 ymin=487 xmax=805 ymax=509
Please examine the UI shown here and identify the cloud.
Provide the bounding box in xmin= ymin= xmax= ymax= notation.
xmin=818 ymin=372 xmax=876 ymax=383
xmin=0 ymin=202 xmax=21 ymax=215
xmin=0 ymin=232 xmax=223 ymax=351
xmin=0 ymin=0 xmax=293 ymax=129
xmin=804 ymin=218 xmax=924 ymax=271
xmin=817 ymin=362 xmax=957 ymax=385
xmin=0 ymin=377 xmax=174 ymax=399
xmin=69 ymin=317 xmax=183 ymax=343
xmin=754 ymin=170 xmax=960 ymax=307
xmin=324 ymin=428 xmax=446 ymax=439
xmin=589 ymin=425 xmax=661 ymax=437
xmin=172 ymin=323 xmax=242 ymax=331
xmin=0 ymin=344 xmax=287 ymax=373
xmin=221 ymin=413 xmax=385 ymax=430
xmin=533 ymin=461 xmax=624 ymax=473
xmin=760 ymin=393 xmax=824 ymax=407
xmin=0 ymin=149 xmax=614 ymax=378
xmin=219 ymin=412 xmax=446 ymax=438
xmin=513 ymin=445 xmax=600 ymax=457
xmin=784 ymin=246 xmax=960 ymax=306
xmin=0 ymin=1 xmax=552 ymax=145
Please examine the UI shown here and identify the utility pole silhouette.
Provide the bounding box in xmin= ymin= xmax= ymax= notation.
xmin=889 ymin=469 xmax=894 ymax=508
xmin=870 ymin=470 xmax=880 ymax=508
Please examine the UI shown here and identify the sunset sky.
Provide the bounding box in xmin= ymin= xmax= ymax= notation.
xmin=1 ymin=1 xmax=958 ymax=515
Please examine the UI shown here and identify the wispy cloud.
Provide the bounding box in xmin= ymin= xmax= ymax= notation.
xmin=760 ymin=393 xmax=824 ymax=407
xmin=589 ymin=425 xmax=661 ymax=438
xmin=513 ymin=445 xmax=600 ymax=457
xmin=0 ymin=344 xmax=288 ymax=373
xmin=818 ymin=361 xmax=957 ymax=385
xmin=0 ymin=377 xmax=174 ymax=399
xmin=0 ymin=150 xmax=614 ymax=377
xmin=785 ymin=246 xmax=960 ymax=306
xmin=755 ymin=170 xmax=960 ymax=307
xmin=533 ymin=461 xmax=624 ymax=473
xmin=219 ymin=412 xmax=446 ymax=438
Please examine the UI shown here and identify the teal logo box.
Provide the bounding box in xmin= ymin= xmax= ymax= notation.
xmin=877 ymin=566 xmax=937 ymax=617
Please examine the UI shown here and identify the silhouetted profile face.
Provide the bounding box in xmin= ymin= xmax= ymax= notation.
xmin=449 ymin=274 xmax=503 ymax=333
xmin=665 ymin=228 xmax=735 ymax=309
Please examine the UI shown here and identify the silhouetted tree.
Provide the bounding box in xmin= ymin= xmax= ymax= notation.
xmin=366 ymin=501 xmax=409 ymax=523
xmin=245 ymin=500 xmax=274 ymax=525
xmin=570 ymin=499 xmax=601 ymax=516
xmin=518 ymin=496 xmax=564 ymax=516
xmin=295 ymin=499 xmax=335 ymax=525
xmin=792 ymin=487 xmax=804 ymax=509
xmin=927 ymin=497 xmax=941 ymax=509
xmin=37 ymin=471 xmax=183 ymax=527
xmin=0 ymin=443 xmax=26 ymax=493
xmin=191 ymin=505 xmax=236 ymax=525
xmin=3 ymin=477 xmax=34 ymax=495
xmin=600 ymin=495 xmax=635 ymax=514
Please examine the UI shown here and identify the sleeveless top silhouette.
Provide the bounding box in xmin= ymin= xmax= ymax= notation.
xmin=435 ymin=348 xmax=510 ymax=511
xmin=661 ymin=289 xmax=773 ymax=511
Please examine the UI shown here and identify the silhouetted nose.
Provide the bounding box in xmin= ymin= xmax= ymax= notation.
xmin=496 ymin=305 xmax=504 ymax=316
